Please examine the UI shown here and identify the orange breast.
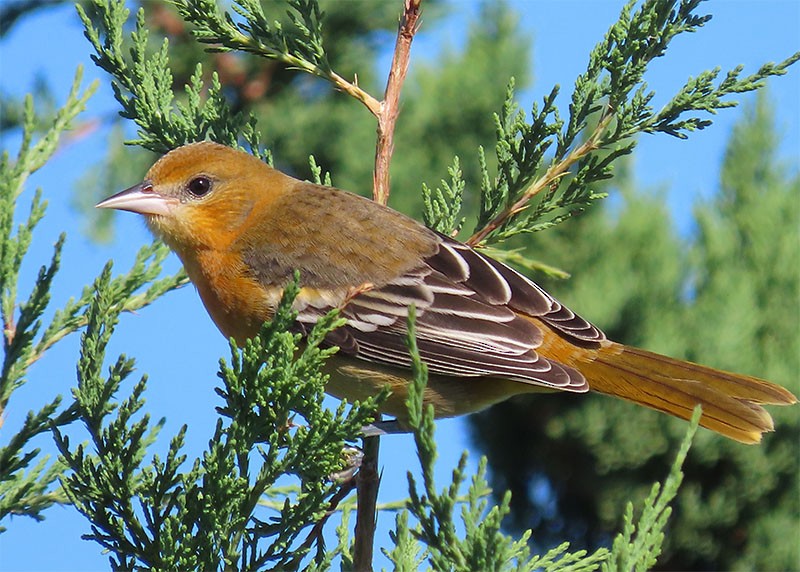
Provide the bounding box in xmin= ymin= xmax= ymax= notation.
xmin=182 ymin=248 xmax=275 ymax=344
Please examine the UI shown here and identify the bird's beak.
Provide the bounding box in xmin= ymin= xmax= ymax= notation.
xmin=95 ymin=182 xmax=176 ymax=217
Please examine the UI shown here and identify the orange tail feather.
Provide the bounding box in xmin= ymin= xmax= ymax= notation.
xmin=583 ymin=342 xmax=797 ymax=444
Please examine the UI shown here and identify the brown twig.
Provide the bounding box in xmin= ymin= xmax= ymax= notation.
xmin=352 ymin=427 xmax=382 ymax=571
xmin=293 ymin=475 xmax=358 ymax=561
xmin=349 ymin=3 xmax=422 ymax=564
xmin=372 ymin=0 xmax=423 ymax=205
xmin=335 ymin=3 xmax=423 ymax=566
xmin=329 ymin=71 xmax=382 ymax=117
xmin=467 ymin=111 xmax=614 ymax=247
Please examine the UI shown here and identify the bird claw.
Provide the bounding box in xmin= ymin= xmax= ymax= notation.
xmin=329 ymin=445 xmax=364 ymax=482
xmin=360 ymin=419 xmax=411 ymax=437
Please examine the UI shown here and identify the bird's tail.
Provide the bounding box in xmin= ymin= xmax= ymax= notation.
xmin=584 ymin=342 xmax=797 ymax=443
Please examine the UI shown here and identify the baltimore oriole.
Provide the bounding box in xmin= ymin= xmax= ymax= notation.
xmin=97 ymin=141 xmax=796 ymax=443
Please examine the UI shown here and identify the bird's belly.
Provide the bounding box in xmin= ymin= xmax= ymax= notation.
xmin=323 ymin=354 xmax=550 ymax=421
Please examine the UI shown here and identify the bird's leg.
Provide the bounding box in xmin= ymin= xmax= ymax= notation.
xmin=329 ymin=445 xmax=364 ymax=482
xmin=360 ymin=418 xmax=411 ymax=437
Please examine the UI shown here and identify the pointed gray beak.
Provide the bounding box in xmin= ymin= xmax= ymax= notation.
xmin=96 ymin=182 xmax=176 ymax=217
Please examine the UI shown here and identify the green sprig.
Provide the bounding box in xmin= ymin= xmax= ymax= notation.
xmin=0 ymin=70 xmax=95 ymax=530
xmin=55 ymin=275 xmax=381 ymax=570
xmin=77 ymin=0 xmax=268 ymax=158
xmin=462 ymin=0 xmax=798 ymax=245
xmin=398 ymin=307 xmax=611 ymax=571
xmin=603 ymin=407 xmax=700 ymax=571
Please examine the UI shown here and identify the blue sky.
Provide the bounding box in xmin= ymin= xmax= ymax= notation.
xmin=1 ymin=1 xmax=798 ymax=570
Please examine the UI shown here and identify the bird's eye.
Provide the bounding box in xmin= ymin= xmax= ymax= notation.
xmin=187 ymin=176 xmax=212 ymax=197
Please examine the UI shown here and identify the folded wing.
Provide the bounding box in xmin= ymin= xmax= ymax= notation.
xmin=297 ymin=234 xmax=606 ymax=392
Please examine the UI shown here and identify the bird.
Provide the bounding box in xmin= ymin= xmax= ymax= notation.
xmin=97 ymin=141 xmax=796 ymax=444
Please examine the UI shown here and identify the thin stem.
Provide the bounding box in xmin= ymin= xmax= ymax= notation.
xmin=346 ymin=2 xmax=423 ymax=566
xmin=352 ymin=430 xmax=381 ymax=571
xmin=294 ymin=476 xmax=358 ymax=560
xmin=25 ymin=274 xmax=189 ymax=369
xmin=372 ymin=0 xmax=423 ymax=205
xmin=329 ymin=70 xmax=381 ymax=117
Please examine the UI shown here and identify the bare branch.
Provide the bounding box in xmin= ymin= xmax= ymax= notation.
xmin=353 ymin=430 xmax=381 ymax=571
xmin=372 ymin=0 xmax=423 ymax=205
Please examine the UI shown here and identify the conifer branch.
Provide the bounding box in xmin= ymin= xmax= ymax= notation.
xmin=604 ymin=408 xmax=700 ymax=571
xmin=78 ymin=0 xmax=268 ymax=157
xmin=458 ymin=0 xmax=799 ymax=245
xmin=55 ymin=276 xmax=382 ymax=569
xmin=0 ymin=72 xmax=95 ymax=529
xmin=171 ymin=0 xmax=382 ymax=116
xmin=468 ymin=111 xmax=613 ymax=246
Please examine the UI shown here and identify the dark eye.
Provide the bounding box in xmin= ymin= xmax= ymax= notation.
xmin=187 ymin=176 xmax=212 ymax=197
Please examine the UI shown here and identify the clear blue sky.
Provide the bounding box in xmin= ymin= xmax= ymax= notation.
xmin=1 ymin=1 xmax=798 ymax=570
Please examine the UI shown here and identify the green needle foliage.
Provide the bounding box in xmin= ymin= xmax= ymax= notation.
xmin=421 ymin=156 xmax=466 ymax=235
xmin=0 ymin=72 xmax=94 ymax=529
xmin=603 ymin=408 xmax=699 ymax=572
xmin=3 ymin=0 xmax=796 ymax=569
xmin=387 ymin=309 xmax=700 ymax=571
xmin=77 ymin=0 xmax=267 ymax=158
xmin=457 ymin=0 xmax=799 ymax=244
xmin=54 ymin=276 xmax=381 ymax=570
xmin=173 ymin=0 xmax=331 ymax=77
xmin=0 ymin=70 xmax=187 ymax=532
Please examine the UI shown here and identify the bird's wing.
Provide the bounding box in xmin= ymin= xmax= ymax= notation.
xmin=297 ymin=235 xmax=605 ymax=391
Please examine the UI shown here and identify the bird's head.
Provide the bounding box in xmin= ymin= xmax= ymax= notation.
xmin=96 ymin=141 xmax=294 ymax=253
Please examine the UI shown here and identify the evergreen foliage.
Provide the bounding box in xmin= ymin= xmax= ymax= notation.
xmin=54 ymin=276 xmax=381 ymax=569
xmin=1 ymin=0 xmax=796 ymax=569
xmin=0 ymin=70 xmax=187 ymax=532
xmin=471 ymin=93 xmax=800 ymax=570
xmin=462 ymin=2 xmax=798 ymax=245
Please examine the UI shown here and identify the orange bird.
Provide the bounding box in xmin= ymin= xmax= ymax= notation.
xmin=97 ymin=141 xmax=796 ymax=443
